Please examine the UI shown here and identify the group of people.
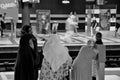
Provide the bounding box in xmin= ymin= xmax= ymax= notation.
xmin=47 ymin=12 xmax=78 ymax=35
xmin=14 ymin=24 xmax=104 ymax=80
xmin=61 ymin=12 xmax=79 ymax=42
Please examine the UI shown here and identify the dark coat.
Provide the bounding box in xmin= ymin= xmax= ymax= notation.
xmin=95 ymin=40 xmax=103 ymax=45
xmin=0 ymin=20 xmax=5 ymax=29
xmin=14 ymin=34 xmax=40 ymax=80
xmin=91 ymin=20 xmax=98 ymax=28
xmin=116 ymin=23 xmax=120 ymax=32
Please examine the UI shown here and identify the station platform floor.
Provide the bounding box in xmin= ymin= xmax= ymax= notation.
xmin=0 ymin=68 xmax=120 ymax=80
xmin=0 ymin=31 xmax=120 ymax=48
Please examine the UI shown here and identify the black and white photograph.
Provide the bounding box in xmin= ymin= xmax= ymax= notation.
xmin=0 ymin=0 xmax=120 ymax=80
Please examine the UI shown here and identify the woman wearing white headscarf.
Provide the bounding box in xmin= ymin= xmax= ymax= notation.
xmin=71 ymin=40 xmax=98 ymax=80
xmin=40 ymin=34 xmax=72 ymax=80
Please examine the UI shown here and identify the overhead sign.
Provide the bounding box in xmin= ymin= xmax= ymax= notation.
xmin=0 ymin=0 xmax=18 ymax=21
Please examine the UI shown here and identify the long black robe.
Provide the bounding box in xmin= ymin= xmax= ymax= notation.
xmin=14 ymin=34 xmax=38 ymax=80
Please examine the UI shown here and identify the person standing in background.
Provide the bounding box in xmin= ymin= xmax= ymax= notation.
xmin=91 ymin=16 xmax=98 ymax=37
xmin=52 ymin=21 xmax=59 ymax=34
xmin=2 ymin=13 xmax=6 ymax=30
xmin=92 ymin=32 xmax=103 ymax=80
xmin=95 ymin=32 xmax=103 ymax=45
xmin=115 ymin=22 xmax=120 ymax=37
xmin=0 ymin=14 xmax=6 ymax=37
xmin=0 ymin=15 xmax=3 ymax=37
xmin=65 ymin=12 xmax=78 ymax=35
xmin=3 ymin=13 xmax=6 ymax=22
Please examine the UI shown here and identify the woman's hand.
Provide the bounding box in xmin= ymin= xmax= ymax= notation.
xmin=29 ymin=39 xmax=34 ymax=49
xmin=93 ymin=49 xmax=99 ymax=54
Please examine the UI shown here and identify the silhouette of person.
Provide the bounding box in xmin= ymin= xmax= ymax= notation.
xmin=15 ymin=25 xmax=39 ymax=80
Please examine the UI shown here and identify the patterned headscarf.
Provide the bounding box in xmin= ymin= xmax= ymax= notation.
xmin=43 ymin=34 xmax=72 ymax=72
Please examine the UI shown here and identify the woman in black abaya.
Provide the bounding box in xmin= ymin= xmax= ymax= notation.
xmin=14 ymin=25 xmax=39 ymax=80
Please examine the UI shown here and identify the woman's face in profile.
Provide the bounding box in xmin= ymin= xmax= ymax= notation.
xmin=96 ymin=35 xmax=101 ymax=40
xmin=87 ymin=40 xmax=95 ymax=47
xmin=90 ymin=41 xmax=94 ymax=47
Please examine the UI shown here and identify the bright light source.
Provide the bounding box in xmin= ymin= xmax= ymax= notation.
xmin=31 ymin=0 xmax=40 ymax=3
xmin=22 ymin=0 xmax=29 ymax=2
xmin=22 ymin=0 xmax=40 ymax=3
xmin=62 ymin=0 xmax=70 ymax=4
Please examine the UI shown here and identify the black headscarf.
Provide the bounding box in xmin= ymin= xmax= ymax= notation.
xmin=15 ymin=25 xmax=37 ymax=80
xmin=95 ymin=32 xmax=103 ymax=45
xmin=21 ymin=25 xmax=32 ymax=36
